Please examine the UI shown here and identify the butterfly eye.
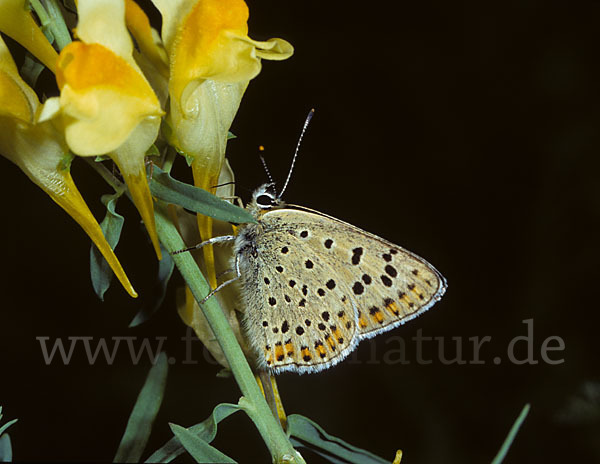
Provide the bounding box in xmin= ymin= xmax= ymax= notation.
xmin=257 ymin=194 xmax=274 ymax=207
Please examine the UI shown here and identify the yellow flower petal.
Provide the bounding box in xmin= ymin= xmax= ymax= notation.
xmin=50 ymin=170 xmax=139 ymax=299
xmin=169 ymin=78 xmax=247 ymax=156
xmin=150 ymin=0 xmax=192 ymax=52
xmin=0 ymin=67 xmax=33 ymax=122
xmin=124 ymin=0 xmax=169 ymax=106
xmin=192 ymin=158 xmax=222 ymax=289
xmin=0 ymin=0 xmax=59 ymax=73
xmin=121 ymin=167 xmax=161 ymax=260
xmin=74 ymin=0 xmax=133 ymax=59
xmin=57 ymin=41 xmax=149 ymax=97
xmin=112 ymin=119 xmax=162 ymax=259
xmin=124 ymin=0 xmax=169 ymax=78
xmin=249 ymin=37 xmax=294 ymax=61
xmin=0 ymin=34 xmax=39 ymax=122
xmin=169 ymin=0 xmax=250 ymax=102
xmin=192 ymin=157 xmax=236 ymax=289
xmin=56 ymin=41 xmax=162 ymax=155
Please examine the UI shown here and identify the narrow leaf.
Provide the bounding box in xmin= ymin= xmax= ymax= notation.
xmin=148 ymin=166 xmax=255 ymax=224
xmin=145 ymin=402 xmax=240 ymax=463
xmin=290 ymin=439 xmax=347 ymax=464
xmin=129 ymin=244 xmax=174 ymax=327
xmin=0 ymin=419 xmax=17 ymax=438
xmin=0 ymin=434 xmax=12 ymax=462
xmin=114 ymin=352 xmax=168 ymax=463
xmin=90 ymin=193 xmax=125 ymax=301
xmin=287 ymin=414 xmax=389 ymax=464
xmin=0 ymin=409 xmax=15 ymax=464
xmin=491 ymin=403 xmax=530 ymax=464
xmin=169 ymin=423 xmax=236 ymax=463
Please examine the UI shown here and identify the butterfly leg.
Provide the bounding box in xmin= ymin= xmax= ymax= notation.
xmin=172 ymin=235 xmax=236 ymax=255
xmin=219 ymin=195 xmax=244 ymax=208
xmin=216 ymin=268 xmax=235 ymax=281
xmin=200 ymin=254 xmax=241 ymax=304
xmin=144 ymin=157 xmax=155 ymax=180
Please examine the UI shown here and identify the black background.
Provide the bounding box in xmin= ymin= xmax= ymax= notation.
xmin=1 ymin=1 xmax=599 ymax=462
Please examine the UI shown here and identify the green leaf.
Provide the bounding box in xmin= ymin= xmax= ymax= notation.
xmin=145 ymin=402 xmax=241 ymax=463
xmin=0 ymin=407 xmax=16 ymax=463
xmin=129 ymin=244 xmax=175 ymax=327
xmin=0 ymin=419 xmax=17 ymax=438
xmin=90 ymin=193 xmax=125 ymax=301
xmin=287 ymin=414 xmax=389 ymax=464
xmin=169 ymin=423 xmax=236 ymax=463
xmin=227 ymin=131 xmax=236 ymax=140
xmin=491 ymin=403 xmax=530 ymax=464
xmin=0 ymin=434 xmax=12 ymax=462
xmin=114 ymin=352 xmax=169 ymax=463
xmin=148 ymin=166 xmax=255 ymax=225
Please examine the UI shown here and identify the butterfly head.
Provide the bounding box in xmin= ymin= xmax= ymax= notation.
xmin=251 ymin=183 xmax=286 ymax=212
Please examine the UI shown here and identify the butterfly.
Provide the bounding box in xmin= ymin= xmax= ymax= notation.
xmin=182 ymin=182 xmax=447 ymax=374
xmin=180 ymin=112 xmax=447 ymax=374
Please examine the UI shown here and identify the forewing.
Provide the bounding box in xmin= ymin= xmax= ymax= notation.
xmin=262 ymin=207 xmax=447 ymax=341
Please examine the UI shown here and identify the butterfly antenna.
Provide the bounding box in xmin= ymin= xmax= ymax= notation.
xmin=211 ymin=181 xmax=236 ymax=189
xmin=259 ymin=151 xmax=277 ymax=190
xmin=279 ymin=108 xmax=315 ymax=198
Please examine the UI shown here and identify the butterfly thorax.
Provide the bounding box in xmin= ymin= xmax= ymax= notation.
xmin=233 ymin=184 xmax=287 ymax=258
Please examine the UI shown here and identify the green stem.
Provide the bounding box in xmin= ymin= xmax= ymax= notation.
xmin=161 ymin=146 xmax=177 ymax=174
xmin=154 ymin=203 xmax=305 ymax=464
xmin=29 ymin=0 xmax=51 ymax=28
xmin=41 ymin=0 xmax=71 ymax=50
xmin=84 ymin=158 xmax=127 ymax=195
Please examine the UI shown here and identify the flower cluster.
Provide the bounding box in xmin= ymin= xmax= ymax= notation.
xmin=0 ymin=0 xmax=292 ymax=297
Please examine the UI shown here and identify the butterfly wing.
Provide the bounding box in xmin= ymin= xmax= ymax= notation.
xmin=236 ymin=218 xmax=360 ymax=374
xmin=259 ymin=206 xmax=447 ymax=342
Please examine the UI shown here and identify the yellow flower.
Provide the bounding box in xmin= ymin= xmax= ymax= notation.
xmin=41 ymin=0 xmax=165 ymax=259
xmin=0 ymin=34 xmax=137 ymax=298
xmin=152 ymin=0 xmax=293 ymax=286
xmin=0 ymin=0 xmax=59 ymax=73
